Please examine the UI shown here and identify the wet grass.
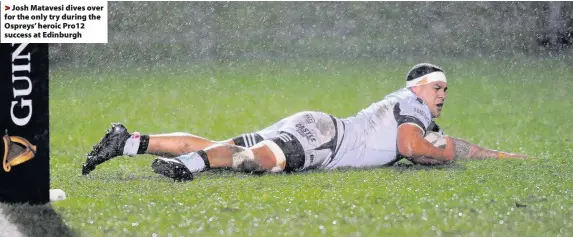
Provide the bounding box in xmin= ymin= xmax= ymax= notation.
xmin=46 ymin=58 xmax=573 ymax=236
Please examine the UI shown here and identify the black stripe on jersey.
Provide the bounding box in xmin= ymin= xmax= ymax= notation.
xmin=232 ymin=133 xmax=263 ymax=147
xmin=393 ymin=103 xmax=426 ymax=133
xmin=323 ymin=115 xmax=343 ymax=166
xmin=428 ymin=121 xmax=441 ymax=133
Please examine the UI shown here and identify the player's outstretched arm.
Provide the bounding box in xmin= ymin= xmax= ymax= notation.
xmin=448 ymin=137 xmax=527 ymax=160
xmin=397 ymin=124 xmax=527 ymax=165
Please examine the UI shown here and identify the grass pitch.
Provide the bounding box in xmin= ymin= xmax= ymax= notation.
xmin=24 ymin=58 xmax=573 ymax=236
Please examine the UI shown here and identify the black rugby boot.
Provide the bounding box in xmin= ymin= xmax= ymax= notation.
xmin=151 ymin=157 xmax=194 ymax=181
xmin=82 ymin=123 xmax=130 ymax=175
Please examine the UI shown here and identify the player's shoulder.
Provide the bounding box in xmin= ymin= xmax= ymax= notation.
xmin=389 ymin=88 xmax=433 ymax=127
xmin=385 ymin=88 xmax=426 ymax=107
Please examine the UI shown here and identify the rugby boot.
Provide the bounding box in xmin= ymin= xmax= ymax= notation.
xmin=82 ymin=123 xmax=130 ymax=175
xmin=151 ymin=157 xmax=194 ymax=181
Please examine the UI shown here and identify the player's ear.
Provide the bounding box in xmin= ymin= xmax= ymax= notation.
xmin=409 ymin=86 xmax=419 ymax=94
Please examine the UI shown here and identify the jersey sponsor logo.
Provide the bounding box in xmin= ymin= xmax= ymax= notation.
xmin=305 ymin=149 xmax=332 ymax=169
xmin=413 ymin=107 xmax=430 ymax=123
xmin=295 ymin=123 xmax=317 ymax=142
xmin=304 ymin=113 xmax=315 ymax=124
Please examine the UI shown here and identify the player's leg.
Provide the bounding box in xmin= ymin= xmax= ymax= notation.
xmin=148 ymin=118 xmax=288 ymax=180
xmin=81 ymin=123 xmax=234 ymax=175
xmin=146 ymin=133 xmax=232 ymax=158
xmin=145 ymin=115 xmax=283 ymax=159
xmin=152 ymin=111 xmax=341 ymax=181
xmin=81 ymin=121 xmax=272 ymax=175
xmin=151 ymin=140 xmax=288 ymax=181
xmin=149 ymin=130 xmax=284 ymax=181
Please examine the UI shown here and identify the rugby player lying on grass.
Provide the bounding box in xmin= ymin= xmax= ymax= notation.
xmin=81 ymin=63 xmax=526 ymax=181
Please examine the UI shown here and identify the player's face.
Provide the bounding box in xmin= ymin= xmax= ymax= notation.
xmin=415 ymin=81 xmax=448 ymax=118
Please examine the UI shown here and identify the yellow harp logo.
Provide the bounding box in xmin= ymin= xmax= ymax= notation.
xmin=2 ymin=132 xmax=37 ymax=172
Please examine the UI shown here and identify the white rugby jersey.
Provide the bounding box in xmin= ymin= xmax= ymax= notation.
xmin=326 ymin=88 xmax=436 ymax=169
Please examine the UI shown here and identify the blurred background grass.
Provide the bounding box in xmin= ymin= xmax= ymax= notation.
xmin=19 ymin=1 xmax=573 ymax=236
xmin=51 ymin=2 xmax=573 ymax=67
xmin=47 ymin=58 xmax=573 ymax=236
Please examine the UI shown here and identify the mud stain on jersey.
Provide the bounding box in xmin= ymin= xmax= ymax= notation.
xmin=375 ymin=101 xmax=393 ymax=120
xmin=365 ymin=101 xmax=393 ymax=133
xmin=316 ymin=120 xmax=335 ymax=141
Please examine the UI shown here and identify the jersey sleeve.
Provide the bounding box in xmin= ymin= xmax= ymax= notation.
xmin=393 ymin=98 xmax=432 ymax=135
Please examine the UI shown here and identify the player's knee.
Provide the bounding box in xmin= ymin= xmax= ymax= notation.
xmin=254 ymin=140 xmax=286 ymax=173
xmin=231 ymin=148 xmax=264 ymax=173
xmin=234 ymin=158 xmax=263 ymax=173
xmin=231 ymin=141 xmax=286 ymax=173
